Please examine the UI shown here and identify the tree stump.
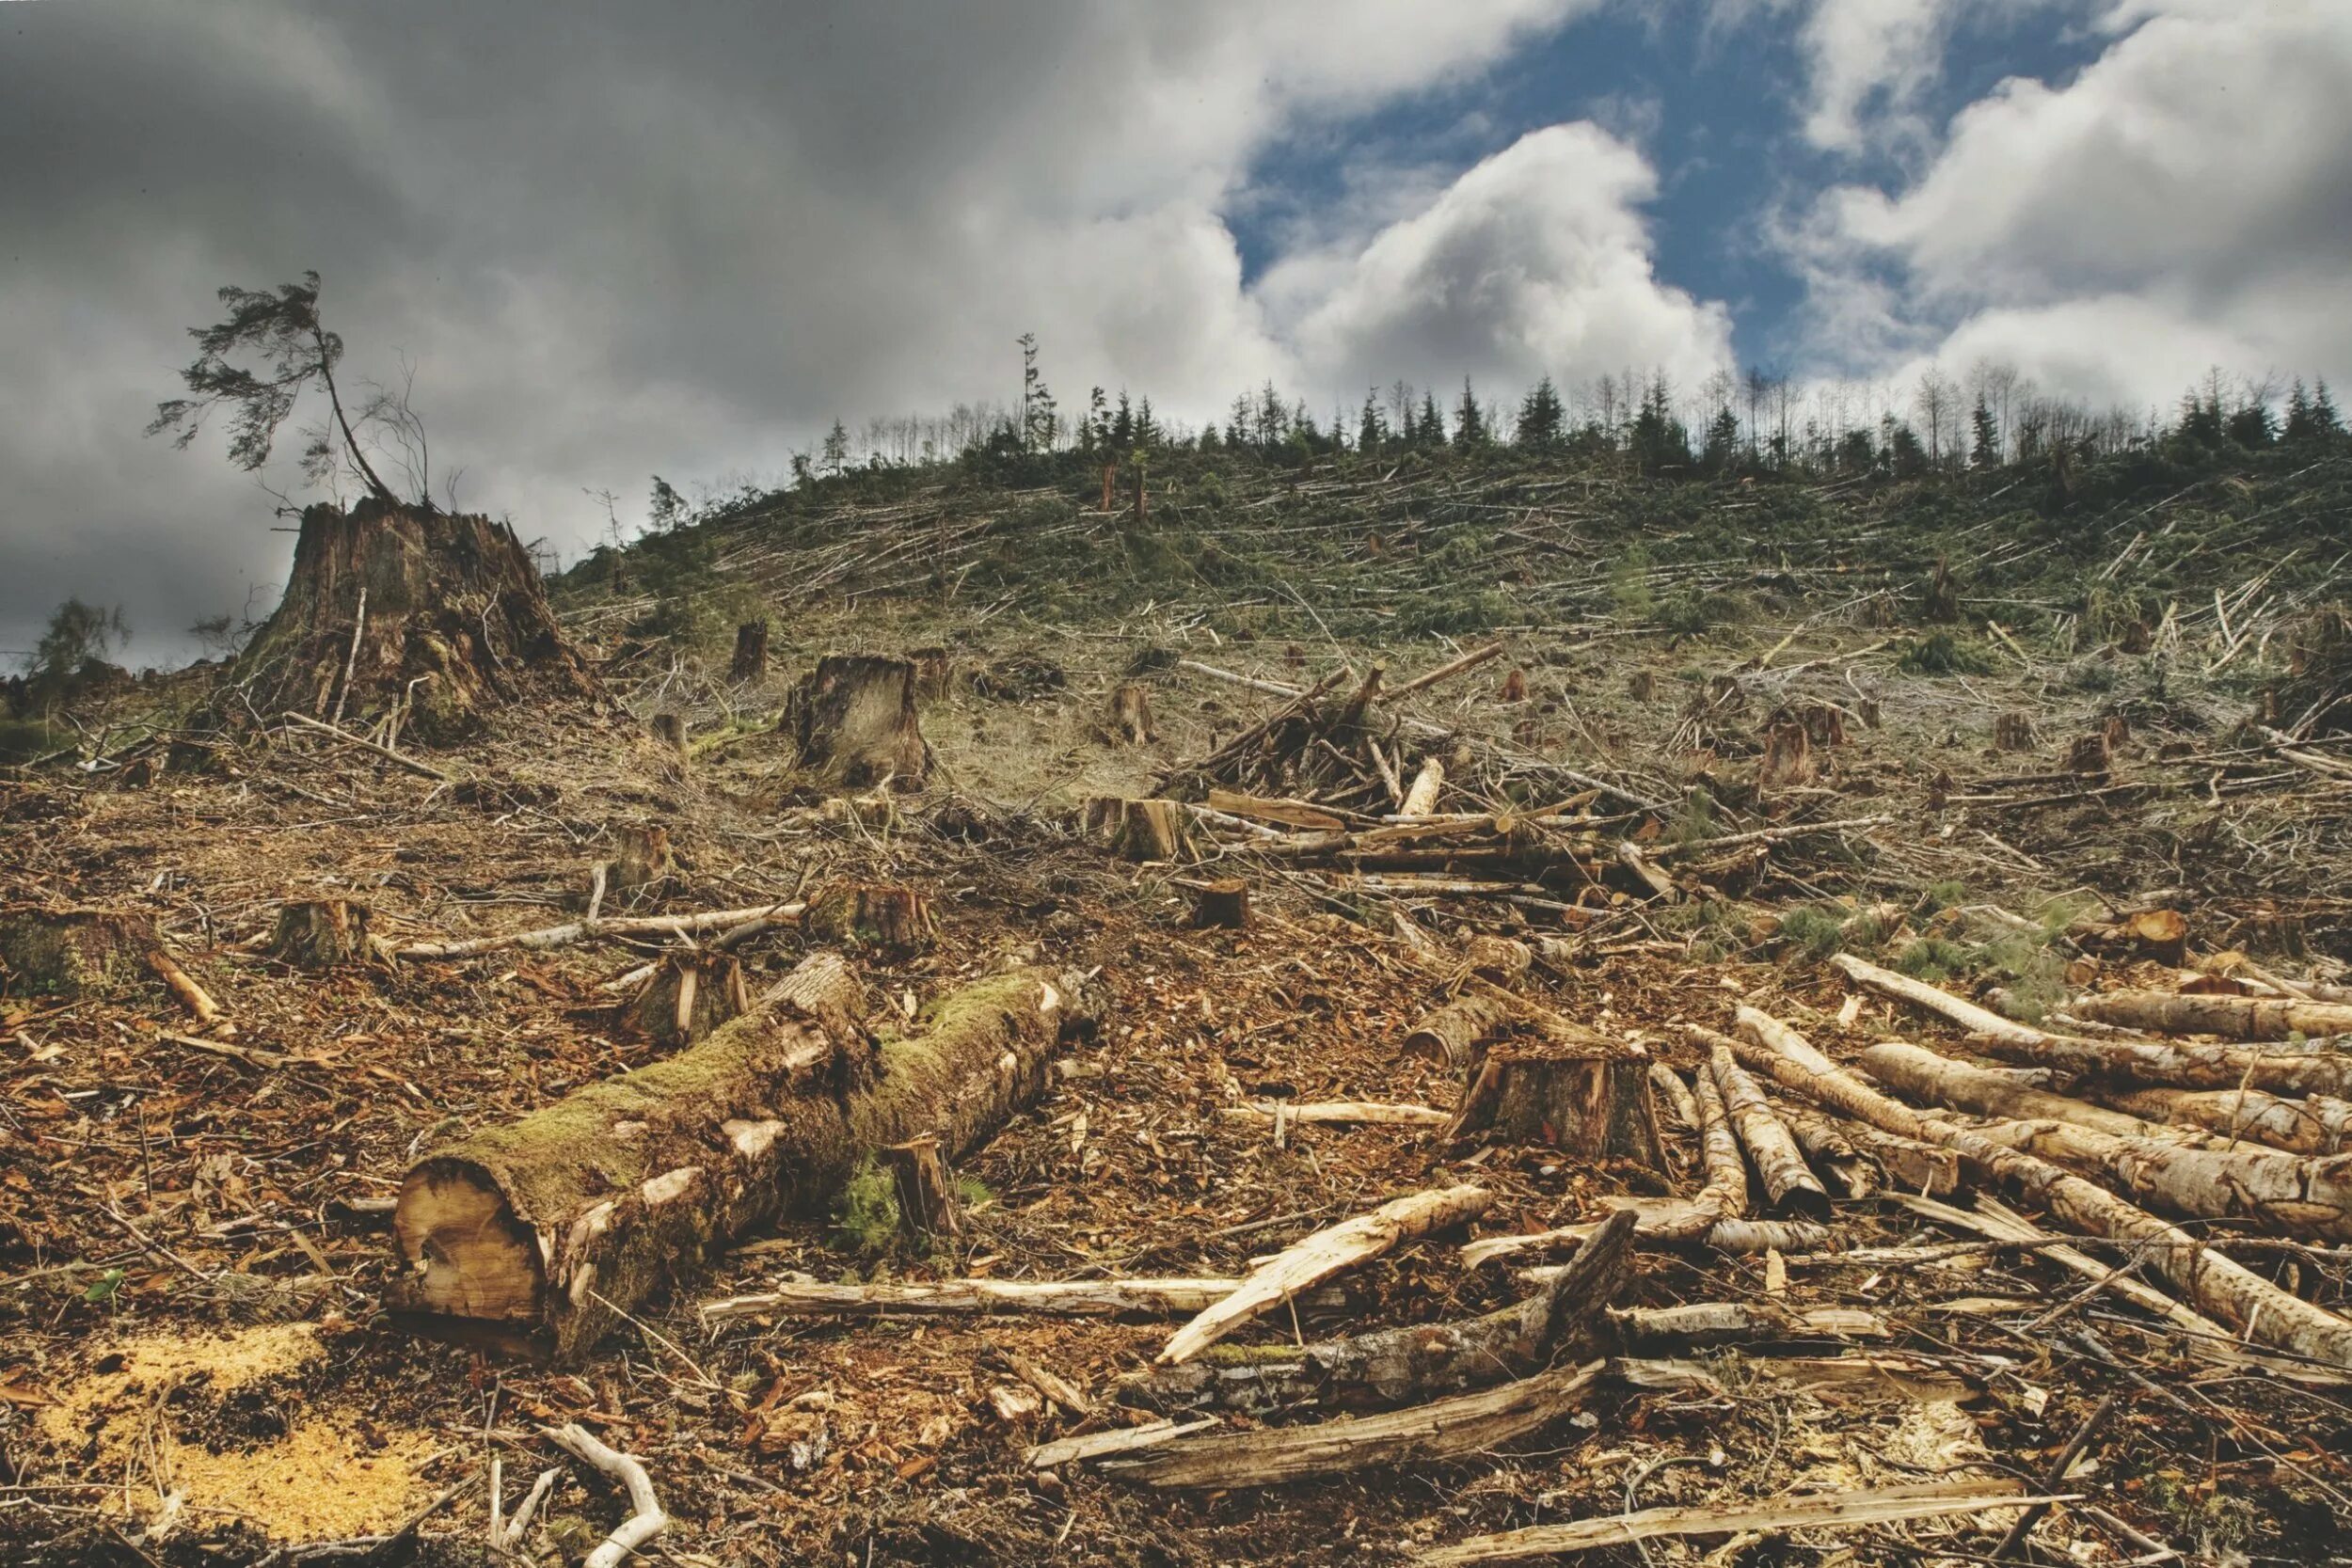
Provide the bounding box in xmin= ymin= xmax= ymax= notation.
xmin=908 ymin=646 xmax=955 ymax=702
xmin=1994 ymin=711 xmax=2039 ymax=752
xmin=803 ymin=883 xmax=936 ymax=958
xmin=0 ymin=908 xmax=157 ymax=1000
xmin=268 ymin=899 xmax=373 ymax=971
xmin=1109 ymin=683 xmax=1157 ymax=744
xmin=2066 ymin=731 xmax=2113 ymax=774
xmin=1629 ymin=670 xmax=1658 ymax=703
xmin=784 ymin=656 xmax=929 ymax=791
xmin=730 ymin=621 xmax=770 ymax=684
xmin=610 ymin=826 xmax=676 ymax=906
xmin=1449 ymin=1044 xmax=1662 ymax=1166
xmin=880 ymin=1136 xmax=961 ymax=1242
xmin=628 ymin=952 xmax=749 ymax=1049
xmin=1791 ymin=703 xmax=1848 ymax=748
xmin=649 ymin=712 xmax=687 ymax=759
xmin=1190 ymin=878 xmax=1249 ymax=930
xmin=1499 ymin=668 xmax=1528 ymax=704
xmin=1756 ymin=721 xmax=1816 ymax=789
xmin=1086 ymin=798 xmax=1189 ymax=863
xmin=1923 ymin=556 xmax=1959 ymax=622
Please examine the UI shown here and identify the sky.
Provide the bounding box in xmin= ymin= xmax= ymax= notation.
xmin=4 ymin=0 xmax=2349 ymax=665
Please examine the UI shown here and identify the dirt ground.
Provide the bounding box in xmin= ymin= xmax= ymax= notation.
xmin=7 ymin=568 xmax=2352 ymax=1566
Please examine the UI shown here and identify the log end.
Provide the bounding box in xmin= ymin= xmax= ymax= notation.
xmin=389 ymin=1156 xmax=548 ymax=1331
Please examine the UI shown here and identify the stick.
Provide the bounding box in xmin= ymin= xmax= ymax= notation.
xmin=1992 ymin=1394 xmax=2117 ymax=1560
xmin=278 ymin=709 xmax=451 ymax=783
xmin=146 ymin=947 xmax=228 ymax=1031
xmin=328 ymin=586 xmax=366 ymax=729
xmin=391 ymin=902 xmax=805 ymax=960
xmin=544 ymin=1423 xmax=666 ymax=1568
xmin=1389 ymin=641 xmax=1504 ymax=697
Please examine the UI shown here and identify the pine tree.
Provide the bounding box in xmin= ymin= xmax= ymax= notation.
xmin=1255 ymin=382 xmax=1287 ymax=449
xmin=1969 ymin=395 xmax=2001 ymax=467
xmin=1629 ymin=373 xmax=1688 ymax=475
xmin=1515 ymin=376 xmax=1565 ymax=448
xmin=1226 ymin=394 xmax=1249 ymax=450
xmin=1358 ymin=388 xmax=1385 ymax=453
xmin=1017 ymin=333 xmax=1057 ymax=451
xmin=822 ymin=418 xmax=850 ymax=476
xmin=1111 ymin=390 xmax=1135 ymax=450
xmin=1701 ymin=405 xmax=1740 ymax=472
xmin=1134 ymin=397 xmax=1159 ymax=450
xmin=1084 ymin=386 xmax=1110 ymax=452
xmin=1419 ymin=389 xmax=1446 ymax=448
xmin=1453 ymin=377 xmax=1486 ymax=446
xmin=2226 ymin=398 xmax=2276 ymax=449
xmin=2315 ymin=379 xmax=2344 ymax=437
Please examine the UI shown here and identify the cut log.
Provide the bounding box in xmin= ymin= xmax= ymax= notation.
xmin=1109 ymin=683 xmax=1157 ymax=744
xmin=1028 ymin=1418 xmax=1216 ymax=1471
xmin=1222 ymin=1101 xmax=1450 ymax=1128
xmin=1399 ymin=755 xmax=1445 ymax=817
xmin=1969 ymin=1028 xmax=2352 ymax=1100
xmin=703 ymin=1276 xmax=1346 ymax=1323
xmin=1400 ymin=991 xmax=1517 ymax=1072
xmin=392 ymin=902 xmax=805 ymax=962
xmin=1686 ymin=1061 xmax=1749 ymax=1232
xmin=2068 ymin=989 xmax=2352 ymax=1041
xmin=1609 ymin=1301 xmax=1890 ymax=1347
xmin=729 ymin=620 xmax=769 ymax=684
xmin=1646 ymin=1062 xmax=1700 ymax=1133
xmin=1156 ymin=1185 xmax=1493 ymax=1366
xmin=802 ymin=882 xmax=935 ymax=958
xmin=2101 ymin=1085 xmax=2352 ymax=1155
xmin=268 ymin=899 xmax=373 ymax=971
xmin=1729 ymin=1006 xmax=2352 ymax=1369
xmin=1828 ymin=951 xmax=2051 ymax=1048
xmin=782 ymin=655 xmax=929 ymax=791
xmin=1708 ymin=1045 xmax=1829 ymax=1218
xmin=1104 ymin=1359 xmax=1603 ymax=1489
xmin=1189 ymin=878 xmax=1249 ymax=930
xmin=1458 ymin=935 xmax=1532 ymax=983
xmin=1449 ymin=1043 xmax=1662 ymax=1166
xmin=0 ymin=907 xmax=156 ymax=1000
xmin=879 ymin=1136 xmax=961 ymax=1242
xmin=148 ymin=945 xmax=228 ymax=1030
xmin=1464 ymin=1210 xmax=1826 ymax=1266
xmin=625 ymin=952 xmax=747 ymax=1049
xmin=1777 ymin=1104 xmax=1880 ymax=1199
xmin=1858 ymin=1041 xmax=2158 ymax=1138
xmin=1142 ymin=1211 xmax=1633 ymax=1415
xmin=389 ymin=958 xmax=1081 ymax=1361
xmin=1419 ymin=1479 xmax=2049 ymax=1566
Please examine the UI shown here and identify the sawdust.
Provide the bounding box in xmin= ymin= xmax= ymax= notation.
xmin=32 ymin=1323 xmax=436 ymax=1541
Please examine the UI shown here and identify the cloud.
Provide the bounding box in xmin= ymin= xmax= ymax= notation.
xmin=1797 ymin=0 xmax=2352 ymax=404
xmin=1267 ymin=124 xmax=1736 ymax=404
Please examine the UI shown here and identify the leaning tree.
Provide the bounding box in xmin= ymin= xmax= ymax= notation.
xmin=151 ymin=272 xmax=595 ymax=741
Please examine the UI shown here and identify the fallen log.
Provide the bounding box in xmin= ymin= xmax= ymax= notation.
xmin=703 ymin=1276 xmax=1345 ymax=1323
xmin=1708 ymin=1044 xmax=1829 ymax=1218
xmin=2068 ymin=988 xmax=2352 ymax=1041
xmin=1157 ymin=1185 xmax=1493 ymax=1365
xmin=390 ymin=957 xmax=1082 ymax=1361
xmin=1418 ymin=1479 xmax=2051 ymax=1566
xmin=1463 ymin=1210 xmax=1828 ymax=1266
xmin=1963 ymin=1113 xmax=2352 ymax=1243
xmin=1684 ymin=1060 xmax=1748 ymax=1232
xmin=1776 ymin=1104 xmax=1880 ymax=1199
xmin=1104 ymin=1358 xmax=1603 ymax=1489
xmin=1966 ymin=1027 xmax=2352 ymax=1101
xmin=1222 ymin=1101 xmax=1452 ymax=1128
xmin=1608 ymin=1301 xmax=1890 ymax=1347
xmin=2101 ymin=1084 xmax=2352 ymax=1155
xmin=1858 ymin=1041 xmax=2161 ymax=1138
xmin=1828 ymin=951 xmax=2051 ymax=1047
xmin=390 ymin=902 xmax=806 ymax=961
xmin=1730 ymin=1006 xmax=2352 ymax=1369
xmin=1401 ymin=991 xmax=1517 ymax=1072
xmin=1141 ymin=1211 xmax=1633 ymax=1414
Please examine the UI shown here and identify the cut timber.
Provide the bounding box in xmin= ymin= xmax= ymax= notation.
xmin=1157 ymin=1185 xmax=1492 ymax=1365
xmin=1449 ymin=1043 xmax=1662 ymax=1166
xmin=234 ymin=498 xmax=598 ymax=744
xmin=1829 ymin=951 xmax=2051 ymax=1048
xmin=703 ymin=1276 xmax=1346 ymax=1323
xmin=1969 ymin=1028 xmax=2352 ymax=1101
xmin=0 ymin=907 xmax=156 ymax=1000
xmin=1708 ymin=1045 xmax=1829 ymax=1218
xmin=729 ymin=620 xmax=769 ymax=684
xmin=148 ymin=945 xmax=227 ymax=1030
xmin=879 ymin=1136 xmax=961 ymax=1241
xmin=2068 ymin=989 xmax=2352 ymax=1041
xmin=1609 ymin=1301 xmax=1890 ymax=1347
xmin=1685 ymin=1061 xmax=1749 ymax=1234
xmin=390 ymin=958 xmax=1082 ymax=1362
xmin=803 ymin=882 xmax=935 ymax=958
xmin=1105 ymin=1358 xmax=1602 ymax=1489
xmin=1400 ymin=755 xmax=1446 ymax=817
xmin=1401 ymin=991 xmax=1518 ymax=1072
xmin=1730 ymin=1006 xmax=2352 ymax=1369
xmin=268 ymin=899 xmax=373 ymax=971
xmin=1189 ymin=878 xmax=1249 ymax=930
xmin=1858 ymin=1041 xmax=2157 ymax=1137
xmin=2103 ymin=1085 xmax=2352 ymax=1155
xmin=625 ymin=952 xmax=747 ymax=1050
xmin=1223 ymin=1101 xmax=1450 ymax=1128
xmin=1779 ymin=1104 xmax=1880 ymax=1199
xmin=1143 ymin=1211 xmax=1632 ymax=1415
xmin=1418 ymin=1479 xmax=2047 ymax=1566
xmin=1109 ymin=683 xmax=1157 ymax=744
xmin=783 ymin=655 xmax=929 ymax=791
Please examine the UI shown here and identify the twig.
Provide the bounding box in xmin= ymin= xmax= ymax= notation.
xmin=544 ymin=1423 xmax=666 ymax=1568
xmin=278 ymin=710 xmax=452 ymax=783
xmin=1992 ymin=1394 xmax=2118 ymax=1561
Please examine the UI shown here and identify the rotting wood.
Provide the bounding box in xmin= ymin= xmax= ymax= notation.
xmin=1026 ymin=1418 xmax=1217 ymax=1470
xmin=2068 ymin=988 xmax=2352 ymax=1041
xmin=1142 ymin=1211 xmax=1633 ymax=1414
xmin=625 ymin=951 xmax=747 ymax=1049
xmin=1730 ymin=1006 xmax=2352 ymax=1369
xmin=728 ymin=620 xmax=768 ymax=684
xmin=607 ymin=825 xmax=675 ymax=906
xmin=1708 ymin=1044 xmax=1829 ymax=1218
xmin=1157 ymin=1184 xmax=1493 ymax=1366
xmin=391 ymin=957 xmax=1084 ymax=1361
xmin=880 ymin=1135 xmax=961 ymax=1241
xmin=702 ymin=1277 xmax=1348 ymax=1323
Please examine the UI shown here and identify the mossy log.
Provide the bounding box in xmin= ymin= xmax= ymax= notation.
xmin=625 ymin=952 xmax=749 ymax=1049
xmin=803 ymin=883 xmax=936 ymax=958
xmin=268 ymin=900 xmax=373 ymax=971
xmin=0 ymin=907 xmax=157 ymax=1000
xmin=389 ymin=957 xmax=1085 ymax=1361
xmin=783 ymin=655 xmax=929 ymax=791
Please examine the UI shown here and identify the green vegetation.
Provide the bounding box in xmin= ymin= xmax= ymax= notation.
xmin=1899 ymin=631 xmax=1995 ymax=676
xmin=833 ymin=1158 xmax=904 ymax=1259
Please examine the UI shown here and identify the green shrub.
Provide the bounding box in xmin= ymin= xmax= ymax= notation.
xmin=1609 ymin=547 xmax=1656 ymax=625
xmin=1893 ymin=937 xmax=1971 ymax=980
xmin=1899 ymin=632 xmax=1995 ymax=676
xmin=1776 ymin=906 xmax=1849 ymax=961
xmin=833 ymin=1158 xmax=903 ymax=1258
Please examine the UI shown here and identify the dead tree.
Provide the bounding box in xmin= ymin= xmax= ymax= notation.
xmin=729 ymin=621 xmax=769 ymax=684
xmin=782 ymin=656 xmax=929 ymax=790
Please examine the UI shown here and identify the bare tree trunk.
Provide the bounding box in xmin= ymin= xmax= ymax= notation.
xmin=2068 ymin=990 xmax=2352 ymax=1041
xmin=2100 ymin=1085 xmax=2352 ymax=1156
xmin=1708 ymin=1045 xmax=1829 ymax=1217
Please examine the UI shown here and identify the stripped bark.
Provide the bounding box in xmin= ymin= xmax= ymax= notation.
xmin=2068 ymin=989 xmax=2352 ymax=1041
xmin=1829 ymin=951 xmax=2051 ymax=1047
xmin=1708 ymin=1045 xmax=1829 ymax=1217
xmin=1729 ymin=1006 xmax=2352 ymax=1369
xmin=1858 ymin=1041 xmax=2160 ymax=1138
xmin=1777 ymin=1104 xmax=1881 ymax=1199
xmin=1609 ymin=1301 xmax=1890 ymax=1347
xmin=1966 ymin=1029 xmax=2352 ymax=1100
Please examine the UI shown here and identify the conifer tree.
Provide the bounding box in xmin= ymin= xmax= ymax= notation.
xmin=1084 ymin=386 xmax=1109 ymax=452
xmin=1453 ymin=377 xmax=1486 ymax=446
xmin=1111 ymin=390 xmax=1135 ymax=450
xmin=2315 ymin=379 xmax=2344 ymax=437
xmin=1515 ymin=376 xmax=1565 ymax=448
xmin=1970 ymin=394 xmax=2001 ymax=467
xmin=1134 ymin=397 xmax=1159 ymax=450
xmin=1419 ymin=389 xmax=1446 ymax=448
xmin=1016 ymin=333 xmax=1057 ymax=451
xmin=822 ymin=419 xmax=850 ymax=476
xmin=1357 ymin=388 xmax=1385 ymax=453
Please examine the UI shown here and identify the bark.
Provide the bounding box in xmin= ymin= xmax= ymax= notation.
xmin=1609 ymin=1301 xmax=1889 ymax=1347
xmin=2102 ymin=1085 xmax=2352 ymax=1156
xmin=1190 ymin=878 xmax=1249 ymax=929
xmin=729 ymin=621 xmax=769 ymax=684
xmin=1778 ymin=1104 xmax=1880 ymax=1199
xmin=1708 ymin=1045 xmax=1830 ymax=1218
xmin=1158 ymin=1185 xmax=1493 ymax=1366
xmin=1858 ymin=1041 xmax=2159 ymax=1138
xmin=1401 ymin=991 xmax=1518 ymax=1072
xmin=1141 ymin=1210 xmax=1633 ymax=1414
xmin=1968 ymin=1028 xmax=2352 ymax=1100
xmin=802 ymin=882 xmax=935 ymax=958
xmin=1104 ymin=1359 xmax=1603 ymax=1489
xmin=268 ymin=899 xmax=373 ymax=971
xmin=1458 ymin=935 xmax=1532 ymax=982
xmin=236 ymin=498 xmax=597 ymax=744
xmin=389 ymin=958 xmax=1083 ymax=1362
xmin=608 ymin=825 xmax=675 ymax=906
xmin=879 ymin=1136 xmax=961 ymax=1241
xmin=1400 ymin=756 xmax=1446 ymax=817
xmin=1109 ymin=682 xmax=1157 ymax=744
xmin=2068 ymin=989 xmax=2352 ymax=1042
xmin=1756 ymin=720 xmax=1816 ymax=789
xmin=0 ymin=907 xmax=159 ymax=1001
xmin=1729 ymin=1006 xmax=2352 ymax=1369
xmin=624 ymin=951 xmax=747 ymax=1049
xmin=783 ymin=655 xmax=929 ymax=791
xmin=1686 ymin=1057 xmax=1749 ymax=1230
xmin=1224 ymin=1101 xmax=1450 ymax=1128
xmin=1448 ymin=1045 xmax=1662 ymax=1166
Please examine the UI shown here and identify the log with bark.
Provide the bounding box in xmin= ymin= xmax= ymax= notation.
xmin=1708 ymin=1044 xmax=1829 ymax=1217
xmin=1968 ymin=1027 xmax=2352 ymax=1101
xmin=1777 ymin=1103 xmax=1880 ymax=1199
xmin=2067 ymin=989 xmax=2352 ymax=1041
xmin=2100 ymin=1084 xmax=2352 ymax=1155
xmin=1141 ymin=1211 xmax=1633 ymax=1415
xmin=1608 ymin=1300 xmax=1890 ymax=1347
xmin=1857 ymin=1041 xmax=2159 ymax=1138
xmin=391 ymin=901 xmax=805 ymax=962
xmin=704 ymin=1276 xmax=1348 ymax=1323
xmin=1400 ymin=990 xmax=1519 ymax=1072
xmin=1729 ymin=1006 xmax=2352 ymax=1369
xmin=782 ymin=655 xmax=930 ymax=791
xmin=1157 ymin=1185 xmax=1493 ymax=1366
xmin=1828 ymin=951 xmax=2053 ymax=1048
xmin=389 ymin=956 xmax=1086 ymax=1361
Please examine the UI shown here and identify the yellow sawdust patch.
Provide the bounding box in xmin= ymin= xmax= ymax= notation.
xmin=33 ymin=1324 xmax=435 ymax=1542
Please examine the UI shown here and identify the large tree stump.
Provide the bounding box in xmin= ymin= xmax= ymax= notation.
xmin=1756 ymin=721 xmax=1816 ymax=789
xmin=783 ymin=656 xmax=929 ymax=791
xmin=803 ymin=883 xmax=936 ymax=958
xmin=729 ymin=621 xmax=770 ymax=684
xmin=268 ymin=900 xmax=373 ymax=971
xmin=1109 ymin=683 xmax=1157 ymax=744
xmin=2066 ymin=731 xmax=2112 ymax=774
xmin=389 ymin=958 xmax=1086 ymax=1361
xmin=1189 ymin=878 xmax=1249 ymax=930
xmin=1994 ymin=711 xmax=2038 ymax=752
xmin=626 ymin=952 xmax=748 ymax=1049
xmin=1448 ymin=1043 xmax=1663 ymax=1166
xmin=1085 ymin=797 xmax=1189 ymax=863
xmin=0 ymin=907 xmax=157 ymax=1000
